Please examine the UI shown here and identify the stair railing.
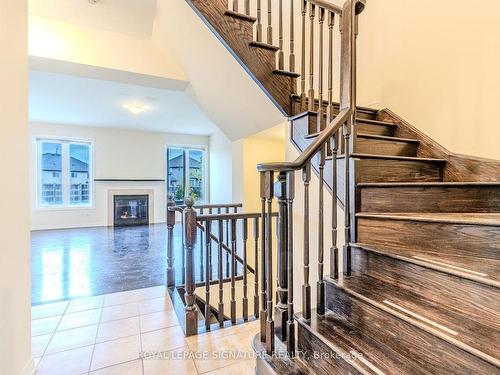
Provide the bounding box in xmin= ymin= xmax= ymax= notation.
xmin=175 ymin=196 xmax=278 ymax=336
xmin=255 ymin=0 xmax=366 ymax=357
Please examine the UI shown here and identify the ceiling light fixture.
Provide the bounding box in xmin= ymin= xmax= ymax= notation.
xmin=88 ymin=0 xmax=99 ymax=4
xmin=123 ymin=103 xmax=151 ymax=115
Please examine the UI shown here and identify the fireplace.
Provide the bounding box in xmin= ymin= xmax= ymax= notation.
xmin=113 ymin=195 xmax=149 ymax=227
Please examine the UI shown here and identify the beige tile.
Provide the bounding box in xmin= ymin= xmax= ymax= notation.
xmin=138 ymin=285 xmax=168 ymax=300
xmin=66 ymin=295 xmax=104 ymax=313
xmin=32 ymin=333 xmax=52 ymax=357
xmin=89 ymin=359 xmax=143 ymax=375
xmin=32 ymin=301 xmax=69 ymax=320
xmin=97 ymin=316 xmax=140 ymax=343
xmin=203 ymin=361 xmax=255 ymax=375
xmin=141 ymin=326 xmax=186 ymax=353
xmin=45 ymin=324 xmax=98 ymax=354
xmin=138 ymin=296 xmax=173 ymax=315
xmin=103 ymin=290 xmax=142 ymax=307
xmin=32 ymin=315 xmax=62 ymax=336
xmin=36 ymin=345 xmax=93 ymax=375
xmin=101 ymin=302 xmax=140 ymax=323
xmin=91 ymin=334 xmax=141 ymax=371
xmin=57 ymin=308 xmax=101 ymax=331
xmin=143 ymin=347 xmax=197 ymax=375
xmin=187 ymin=335 xmax=239 ymax=374
xmin=140 ymin=310 xmax=179 ymax=333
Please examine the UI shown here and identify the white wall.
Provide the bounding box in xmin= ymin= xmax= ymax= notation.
xmin=29 ymin=14 xmax=185 ymax=81
xmin=209 ymin=131 xmax=233 ymax=203
xmin=30 ymin=123 xmax=209 ymax=230
xmin=0 ymin=2 xmax=32 ymax=375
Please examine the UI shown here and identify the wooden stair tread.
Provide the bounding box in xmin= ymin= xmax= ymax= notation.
xmin=249 ymin=41 xmax=280 ymax=51
xmin=224 ymin=9 xmax=257 ymax=22
xmin=332 ymin=273 xmax=500 ymax=364
xmin=356 ymin=212 xmax=500 ymax=226
xmin=353 ymin=241 xmax=500 ymax=286
xmin=329 ymin=153 xmax=447 ymax=163
xmin=274 ymin=69 xmax=301 ymax=78
xmin=357 ymin=132 xmax=420 ymax=143
xmin=358 ymin=181 xmax=500 ymax=187
xmin=252 ymin=334 xmax=314 ymax=375
xmin=297 ymin=301 xmax=498 ymax=375
xmin=356 ymin=118 xmax=397 ymax=126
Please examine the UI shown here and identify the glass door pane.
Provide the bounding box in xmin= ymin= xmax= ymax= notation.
xmin=40 ymin=142 xmax=63 ymax=206
xmin=188 ymin=149 xmax=204 ymax=202
xmin=167 ymin=148 xmax=185 ymax=205
xmin=69 ymin=143 xmax=91 ymax=206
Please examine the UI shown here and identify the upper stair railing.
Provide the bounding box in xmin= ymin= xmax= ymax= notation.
xmin=254 ymin=0 xmax=366 ymax=357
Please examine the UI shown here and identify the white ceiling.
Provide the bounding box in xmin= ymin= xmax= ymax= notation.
xmin=28 ymin=0 xmax=158 ymax=38
xmin=29 ymin=70 xmax=219 ymax=135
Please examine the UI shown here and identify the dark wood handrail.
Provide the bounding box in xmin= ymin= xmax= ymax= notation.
xmin=257 ymin=108 xmax=351 ymax=172
xmin=170 ymin=203 xmax=243 ymax=211
xmin=197 ymin=212 xmax=279 ymax=221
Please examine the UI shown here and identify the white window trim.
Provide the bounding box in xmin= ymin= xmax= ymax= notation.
xmin=165 ymin=143 xmax=209 ymax=204
xmin=34 ymin=136 xmax=95 ymax=210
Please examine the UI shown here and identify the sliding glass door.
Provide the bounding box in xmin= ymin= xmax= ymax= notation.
xmin=167 ymin=147 xmax=206 ymax=204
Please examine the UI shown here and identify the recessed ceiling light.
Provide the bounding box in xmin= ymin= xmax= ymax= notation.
xmin=88 ymin=0 xmax=99 ymax=4
xmin=123 ymin=104 xmax=151 ymax=115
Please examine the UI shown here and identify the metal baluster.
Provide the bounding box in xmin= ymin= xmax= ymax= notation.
xmin=209 ymin=208 xmax=213 ymax=279
xmin=260 ymin=171 xmax=275 ymax=353
xmin=327 ymin=11 xmax=335 ymax=124
xmin=278 ymin=0 xmax=284 ymax=70
xmin=275 ymin=173 xmax=288 ymax=342
xmin=343 ymin=117 xmax=352 ymax=277
xmin=199 ymin=208 xmax=204 ymax=282
xmin=242 ymin=218 xmax=249 ymax=321
xmin=166 ymin=194 xmax=176 ymax=287
xmin=217 ymin=220 xmax=224 ymax=327
xmin=317 ymin=145 xmax=326 ymax=316
xmin=183 ymin=198 xmax=197 ymax=336
xmin=230 ymin=219 xmax=237 ymax=324
xmin=317 ymin=7 xmax=325 ymax=131
xmin=300 ymin=0 xmax=307 ymax=110
xmin=328 ymin=11 xmax=339 ymax=280
xmin=232 ymin=0 xmax=238 ymax=12
xmin=245 ymin=0 xmax=250 ymax=16
xmin=289 ymin=0 xmax=295 ymax=72
xmin=225 ymin=207 xmax=230 ymax=278
xmin=286 ymin=171 xmax=295 ymax=357
xmin=267 ymin=0 xmax=273 ymax=44
xmin=205 ymin=219 xmax=212 ymax=330
xmin=259 ymin=195 xmax=267 ymax=342
xmin=302 ymin=163 xmax=311 ymax=320
xmin=253 ymin=217 xmax=260 ymax=318
xmin=257 ymin=0 xmax=263 ymax=42
xmin=308 ymin=3 xmax=316 ymax=111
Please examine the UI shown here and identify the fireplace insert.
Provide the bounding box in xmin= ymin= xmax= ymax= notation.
xmin=113 ymin=195 xmax=149 ymax=227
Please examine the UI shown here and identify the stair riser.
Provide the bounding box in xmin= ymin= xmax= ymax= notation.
xmin=353 ymin=159 xmax=444 ymax=183
xmin=325 ymin=282 xmax=499 ymax=375
xmin=356 ymin=122 xmax=395 ymax=136
xmin=359 ymin=185 xmax=500 ymax=213
xmin=291 ymin=100 xmax=378 ymax=120
xmin=297 ymin=324 xmax=364 ymax=375
xmin=355 ymin=137 xmax=419 ymax=157
xmin=357 ymin=217 xmax=500 ymax=260
xmin=348 ymin=246 xmax=500 ymax=331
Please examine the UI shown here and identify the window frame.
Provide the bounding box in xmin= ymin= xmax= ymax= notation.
xmin=35 ymin=136 xmax=94 ymax=210
xmin=165 ymin=144 xmax=208 ymax=204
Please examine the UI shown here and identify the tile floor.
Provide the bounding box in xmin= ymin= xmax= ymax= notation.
xmin=32 ymin=285 xmax=258 ymax=375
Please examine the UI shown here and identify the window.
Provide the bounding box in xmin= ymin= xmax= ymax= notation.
xmin=37 ymin=139 xmax=92 ymax=208
xmin=167 ymin=147 xmax=206 ymax=205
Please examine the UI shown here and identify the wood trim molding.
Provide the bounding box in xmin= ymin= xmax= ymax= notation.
xmin=378 ymin=109 xmax=500 ymax=182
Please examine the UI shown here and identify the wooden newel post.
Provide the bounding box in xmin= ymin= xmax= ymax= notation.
xmin=166 ymin=193 xmax=176 ymax=287
xmin=183 ymin=197 xmax=198 ymax=336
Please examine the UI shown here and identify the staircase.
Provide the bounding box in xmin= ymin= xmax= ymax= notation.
xmin=184 ymin=0 xmax=500 ymax=373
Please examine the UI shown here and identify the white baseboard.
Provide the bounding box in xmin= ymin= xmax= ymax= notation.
xmin=20 ymin=358 xmax=35 ymax=375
